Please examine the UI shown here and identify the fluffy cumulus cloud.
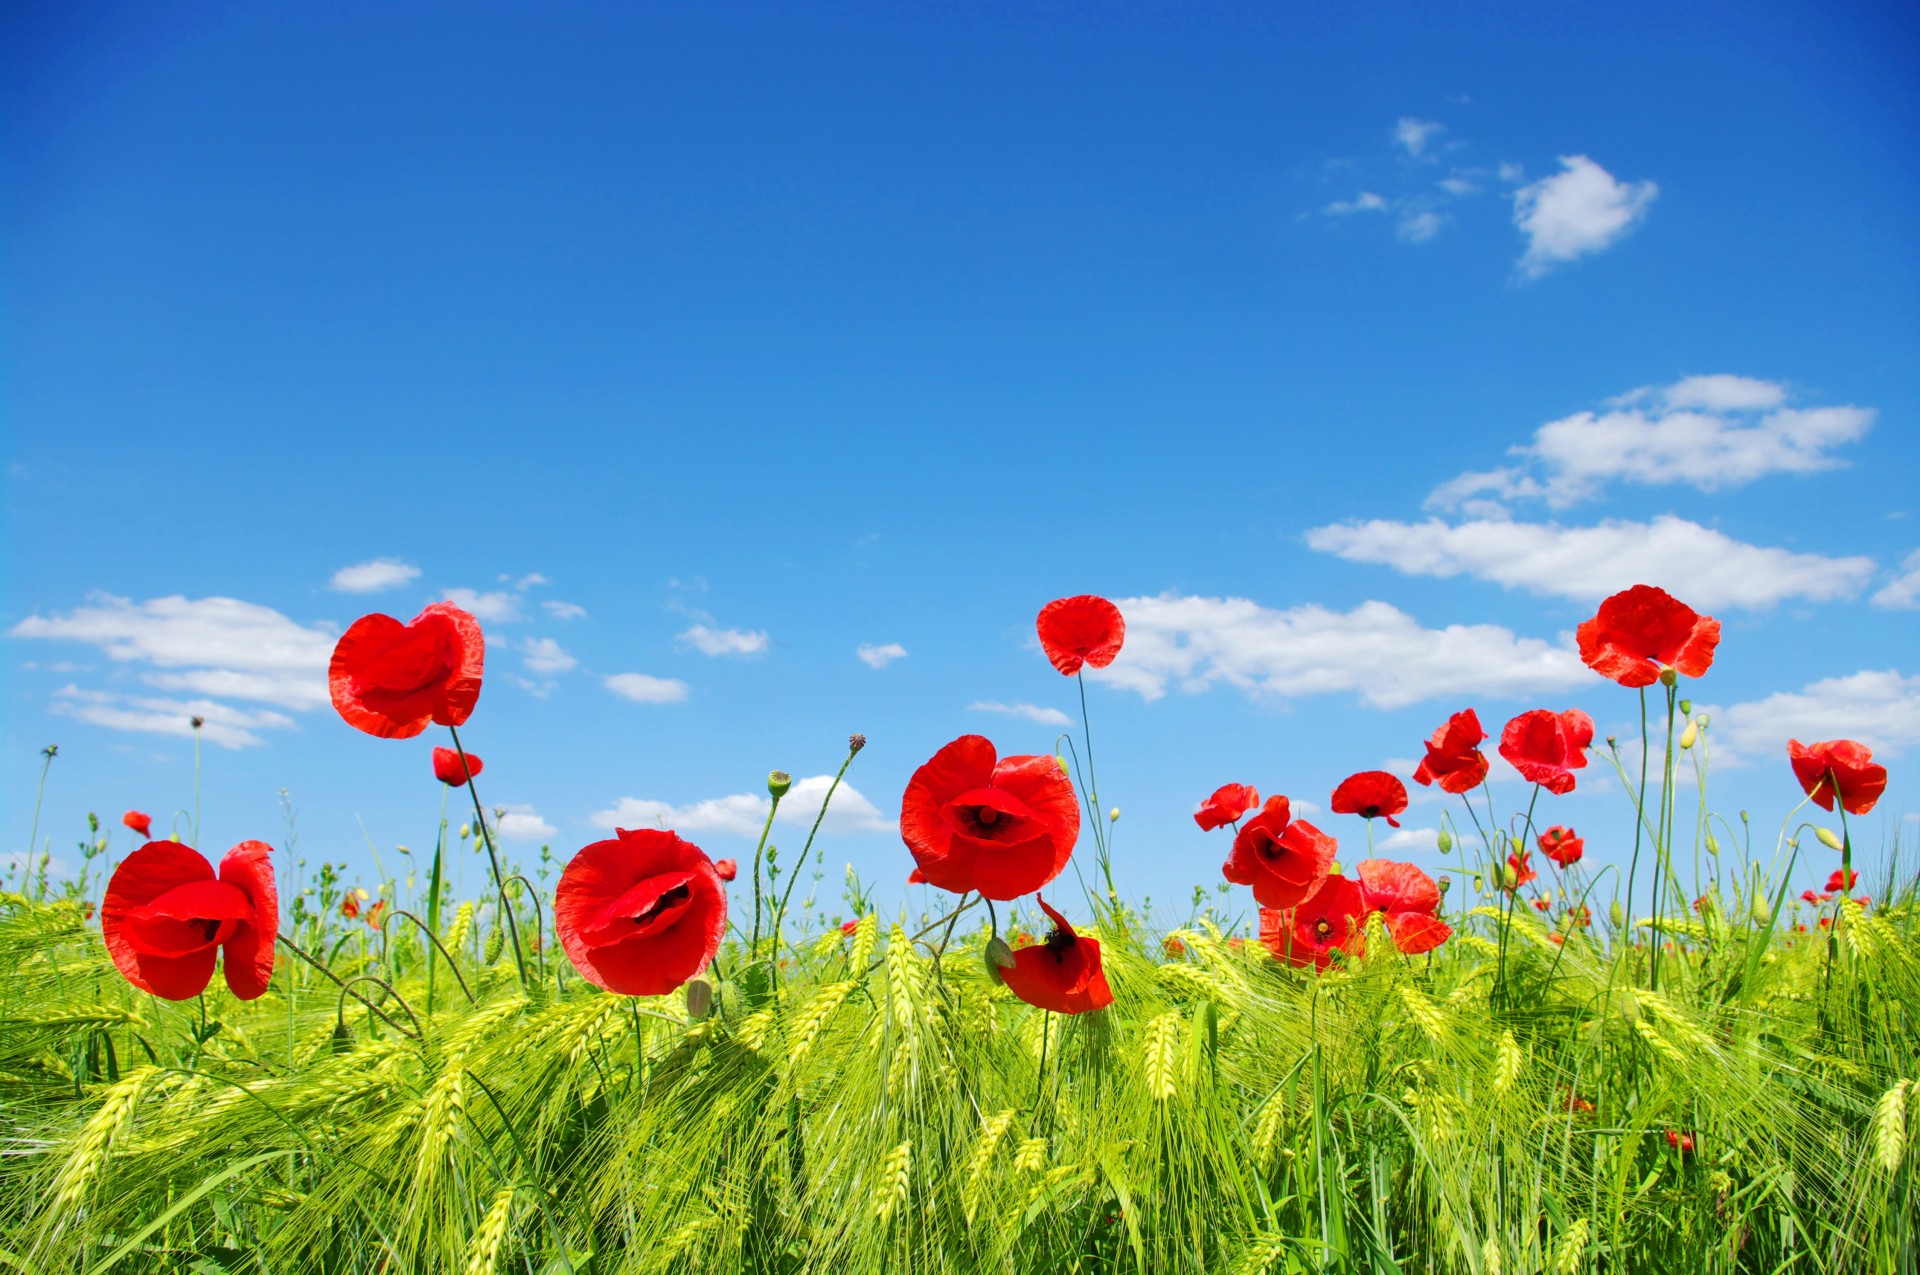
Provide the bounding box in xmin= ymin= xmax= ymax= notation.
xmin=604 ymin=673 xmax=690 ymax=704
xmin=677 ymin=624 xmax=769 ymax=657
xmin=1513 ymin=156 xmax=1657 ymax=278
xmin=495 ymin=804 xmax=557 ymax=842
xmin=1325 ymin=191 xmax=1389 ymax=215
xmin=328 ymin=558 xmax=421 ymax=593
xmin=1306 ymin=515 xmax=1876 ymax=610
xmin=441 ymin=588 xmax=522 ymax=623
xmin=1083 ymin=593 xmax=1588 ymax=710
xmin=1872 ymin=550 xmax=1920 ymax=611
xmin=520 ymin=637 xmax=577 ymax=675
xmin=857 ymin=642 xmax=908 ymax=669
xmin=592 ymin=776 xmax=894 ymax=839
xmin=1711 ymin=669 xmax=1920 ymax=761
xmin=969 ymin=701 xmax=1073 ymax=727
xmin=51 ymin=686 xmax=295 ymax=749
xmin=1376 ymin=827 xmax=1441 ymax=852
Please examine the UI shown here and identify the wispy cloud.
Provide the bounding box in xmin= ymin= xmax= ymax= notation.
xmin=52 ymin=685 xmax=295 ymax=749
xmin=1871 ymin=549 xmax=1920 ymax=611
xmin=592 ymin=775 xmax=894 ymax=839
xmin=543 ymin=600 xmax=588 ymax=621
xmin=857 ymin=642 xmax=908 ymax=669
xmin=329 ymin=558 xmax=420 ymax=593
xmin=1513 ymin=155 xmax=1657 ymax=278
xmin=677 ymin=624 xmax=769 ymax=657
xmin=970 ymin=701 xmax=1073 ymax=727
xmin=495 ymin=804 xmax=557 ymax=842
xmin=1393 ymin=117 xmax=1445 ymax=159
xmin=1325 ymin=191 xmax=1389 ymax=215
xmin=441 ymin=588 xmax=522 ymax=622
xmin=604 ymin=673 xmax=690 ymax=704
xmin=521 ymin=637 xmax=577 ymax=675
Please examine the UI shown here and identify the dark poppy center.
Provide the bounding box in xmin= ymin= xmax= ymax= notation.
xmin=942 ymin=787 xmax=1038 ymax=844
xmin=633 ymin=883 xmax=691 ymax=929
xmin=1044 ymin=927 xmax=1075 ymax=959
xmin=1360 ymin=804 xmax=1380 ymax=819
xmin=976 ymin=808 xmax=999 ymax=826
xmin=1314 ymin=919 xmax=1333 ymax=942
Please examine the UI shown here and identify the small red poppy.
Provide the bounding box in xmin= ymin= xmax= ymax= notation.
xmin=1163 ymin=935 xmax=1186 ymax=957
xmin=1222 ymin=798 xmax=1335 ymax=910
xmin=1825 ymin=868 xmax=1856 ymax=892
xmin=1353 ymin=859 xmax=1451 ymax=954
xmin=1036 ymin=595 xmax=1125 ymax=676
xmin=341 ymin=893 xmax=361 ymax=919
xmin=1506 ymin=851 xmax=1537 ymax=890
xmin=899 ymin=735 xmax=1080 ymax=901
xmin=366 ymin=899 xmax=387 ymax=929
xmin=1194 ymin=783 xmax=1260 ymax=832
xmin=1412 ymin=709 xmax=1490 ymax=795
xmin=1258 ymin=875 xmax=1367 ymax=970
xmin=329 ymin=601 xmax=485 ymax=740
xmin=1330 ymin=772 xmax=1407 ymax=828
xmin=1576 ymin=585 xmax=1721 ymax=689
xmin=1788 ymin=739 xmax=1888 ymax=816
xmin=715 ymin=858 xmax=739 ymax=883
xmin=122 ymin=810 xmax=153 ymax=839
xmin=554 ymin=828 xmax=727 ymax=996
xmin=1538 ymin=825 xmax=1584 ymax=867
xmin=998 ymin=896 xmax=1114 ymax=1014
xmin=432 ymin=746 xmax=483 ymax=786
xmin=101 ymin=840 xmax=277 ymax=1001
xmin=1532 ymin=897 xmax=1552 ymax=912
xmin=1499 ymin=709 xmax=1594 ymax=795
xmin=1664 ymin=1130 xmax=1696 ymax=1155
xmin=839 ymin=918 xmax=858 ymax=936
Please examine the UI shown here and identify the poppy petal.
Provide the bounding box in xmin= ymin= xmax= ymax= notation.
xmin=217 ymin=841 xmax=278 ymax=1000
xmin=101 ymin=842 xmax=220 ymax=1000
xmin=1036 ymin=595 xmax=1126 ymax=676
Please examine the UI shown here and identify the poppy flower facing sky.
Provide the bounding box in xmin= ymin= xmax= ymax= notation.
xmin=432 ymin=746 xmax=483 ymax=786
xmin=329 ymin=601 xmax=485 ymax=739
xmin=1412 ymin=709 xmax=1491 ymax=795
xmin=899 ymin=734 xmax=1080 ymax=900
xmin=1223 ymin=797 xmax=1335 ymax=910
xmin=1035 ymin=595 xmax=1125 ymax=676
xmin=1576 ymin=584 xmax=1721 ymax=689
xmin=1193 ymin=783 xmax=1259 ymax=831
xmin=1329 ymin=771 xmax=1407 ymax=827
xmin=998 ymin=896 xmax=1113 ymax=1014
xmin=554 ymin=827 xmax=727 ymax=996
xmin=101 ymin=839 xmax=278 ymax=1000
xmin=1354 ymin=859 xmax=1451 ymax=954
xmin=1259 ymin=874 xmax=1367 ymax=970
xmin=1788 ymin=738 xmax=1888 ymax=816
xmin=1499 ymin=708 xmax=1594 ymax=795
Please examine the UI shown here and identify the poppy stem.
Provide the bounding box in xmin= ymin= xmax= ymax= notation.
xmin=503 ymin=874 xmax=556 ymax=990
xmin=382 ymin=908 xmax=475 ymax=1005
xmin=1032 ymin=1012 xmax=1050 ymax=1113
xmin=749 ymin=790 xmax=784 ymax=956
xmin=1650 ymin=684 xmax=1678 ymax=993
xmin=335 ymin=974 xmax=424 ymax=1041
xmin=770 ymin=741 xmax=861 ymax=963
xmin=447 ymin=726 xmax=529 ymax=990
xmin=1074 ymin=673 xmax=1115 ymax=903
xmin=1622 ymin=688 xmax=1650 ymax=980
xmin=275 ymin=934 xmax=418 ymax=1038
xmin=22 ymin=745 xmax=55 ymax=894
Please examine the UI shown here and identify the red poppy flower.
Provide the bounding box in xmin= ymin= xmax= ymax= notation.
xmin=1036 ymin=595 xmax=1125 ymax=676
xmin=715 ymin=858 xmax=739 ymax=883
xmin=366 ymin=900 xmax=387 ymax=929
xmin=101 ymin=840 xmax=277 ymax=1001
xmin=1194 ymin=783 xmax=1260 ymax=832
xmin=122 ymin=810 xmax=153 ymax=839
xmin=1412 ymin=709 xmax=1490 ymax=795
xmin=1163 ymin=935 xmax=1186 ymax=957
xmin=1788 ymin=739 xmax=1888 ymax=816
xmin=431 ymin=746 xmax=483 ymax=786
xmin=1506 ymin=851 xmax=1537 ymax=891
xmin=1258 ymin=875 xmax=1367 ymax=970
xmin=1329 ymin=771 xmax=1407 ymax=828
xmin=341 ymin=892 xmax=362 ymax=919
xmin=1532 ymin=897 xmax=1553 ymax=912
xmin=1538 ymin=825 xmax=1584 ymax=867
xmin=1223 ymin=798 xmax=1335 ymax=910
xmin=329 ymin=601 xmax=485 ymax=739
xmin=1499 ymin=709 xmax=1594 ymax=795
xmin=839 ymin=918 xmax=858 ymax=936
xmin=1576 ymin=585 xmax=1721 ymax=689
xmin=1664 ymin=1130 xmax=1695 ymax=1155
xmin=1354 ymin=859 xmax=1451 ymax=954
xmin=1825 ymin=868 xmax=1857 ymax=892
xmin=899 ymin=735 xmax=1080 ymax=901
xmin=554 ymin=828 xmax=727 ymax=996
xmin=998 ymin=896 xmax=1114 ymax=1014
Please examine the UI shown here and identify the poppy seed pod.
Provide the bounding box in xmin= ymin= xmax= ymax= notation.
xmin=1678 ymin=698 xmax=1692 ymax=715
xmin=1660 ymin=667 xmax=1678 ymax=687
xmin=768 ymin=771 xmax=792 ymax=799
xmin=849 ymin=734 xmax=866 ymax=753
xmin=685 ymin=977 xmax=713 ymax=1020
xmin=1437 ymin=875 xmax=1452 ymax=894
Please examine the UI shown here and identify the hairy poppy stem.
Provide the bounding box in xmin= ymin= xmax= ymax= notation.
xmin=1651 ymin=684 xmax=1677 ymax=993
xmin=447 ymin=726 xmax=529 ymax=990
xmin=503 ymin=874 xmax=556 ymax=989
xmin=275 ymin=934 xmax=418 ymax=1038
xmin=749 ymin=791 xmax=784 ymax=956
xmin=334 ymin=974 xmax=424 ymax=1040
xmin=1075 ymin=673 xmax=1116 ymax=902
xmin=1623 ymin=688 xmax=1650 ymax=980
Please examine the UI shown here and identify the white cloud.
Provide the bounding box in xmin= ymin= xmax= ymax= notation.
xmin=543 ymin=600 xmax=588 ymax=621
xmin=1376 ymin=827 xmax=1441 ymax=852
xmin=1307 ymin=514 xmax=1875 ymax=610
xmin=495 ymin=805 xmax=557 ymax=842
xmin=1438 ymin=175 xmax=1477 ymax=197
xmin=51 ymin=686 xmax=295 ymax=749
xmin=521 ymin=637 xmax=577 ymax=675
xmin=591 ymin=775 xmax=894 ymax=840
xmin=515 ymin=573 xmax=549 ymax=590
xmin=1713 ymin=670 xmax=1920 ymax=761
xmin=1872 ymin=550 xmax=1920 ymax=610
xmin=1084 ymin=593 xmax=1588 ymax=710
xmin=1326 ymin=191 xmax=1389 ymax=215
xmin=1513 ymin=155 xmax=1656 ymax=278
xmin=857 ymin=642 xmax=908 ymax=669
xmin=441 ymin=588 xmax=521 ymax=622
xmin=970 ymin=701 xmax=1074 ymax=728
xmin=1654 ymin=374 xmax=1788 ymax=413
xmin=1394 ymin=117 xmax=1444 ymax=159
xmin=1398 ymin=211 xmax=1445 ymax=242
xmin=604 ymin=673 xmax=690 ymax=704
xmin=677 ymin=624 xmax=769 ymax=657
xmin=329 ymin=558 xmax=421 ymax=593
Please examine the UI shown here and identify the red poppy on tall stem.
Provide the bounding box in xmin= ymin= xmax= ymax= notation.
xmin=1412 ymin=709 xmax=1490 ymax=794
xmin=1354 ymin=859 xmax=1451 ymax=954
xmin=101 ymin=840 xmax=277 ymax=1000
xmin=554 ymin=828 xmax=727 ymax=996
xmin=900 ymin=735 xmax=1080 ymax=900
xmin=1036 ymin=596 xmax=1125 ymax=676
xmin=1259 ymin=875 xmax=1368 ymax=970
xmin=329 ymin=601 xmax=485 ymax=739
xmin=998 ymin=896 xmax=1114 ymax=1014
xmin=714 ymin=858 xmax=739 ymax=883
xmin=1576 ymin=585 xmax=1721 ymax=688
xmin=122 ymin=810 xmax=152 ymax=839
xmin=1194 ymin=783 xmax=1259 ymax=831
xmin=1223 ymin=798 xmax=1335 ymax=910
xmin=1538 ymin=825 xmax=1584 ymax=868
xmin=1505 ymin=851 xmax=1537 ymax=891
xmin=1330 ymin=772 xmax=1407 ymax=828
xmin=432 ymin=746 xmax=483 ymax=786
xmin=1787 ymin=739 xmax=1888 ymax=816
xmin=1499 ymin=709 xmax=1594 ymax=795
xmin=1825 ymin=868 xmax=1857 ymax=892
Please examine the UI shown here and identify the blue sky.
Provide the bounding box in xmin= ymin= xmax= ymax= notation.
xmin=5 ymin=1 xmax=1917 ymax=925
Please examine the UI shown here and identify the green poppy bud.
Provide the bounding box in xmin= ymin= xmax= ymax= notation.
xmin=1750 ymin=894 xmax=1771 ymax=925
xmin=768 ymin=771 xmax=792 ymax=800
xmin=458 ymin=823 xmax=471 ymax=839
xmin=686 ymin=978 xmax=713 ymax=1020
xmin=1705 ymin=832 xmax=1719 ymax=856
xmin=1679 ymin=722 xmax=1698 ymax=750
xmin=1436 ymin=829 xmax=1452 ymax=853
xmin=1499 ymin=863 xmax=1518 ymax=890
xmin=1816 ymin=827 xmax=1843 ymax=851
xmin=1609 ymin=900 xmax=1625 ymax=930
xmin=484 ymin=924 xmax=505 ymax=966
xmin=1109 ymin=807 xmax=1120 ymax=822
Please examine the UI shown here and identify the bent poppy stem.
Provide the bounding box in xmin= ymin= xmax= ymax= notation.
xmin=334 ymin=975 xmax=424 ymax=1041
xmin=771 ymin=741 xmax=861 ymax=961
xmin=749 ymin=790 xmax=784 ymax=956
xmin=503 ymin=874 xmax=557 ymax=990
xmin=382 ymin=908 xmax=475 ymax=1005
xmin=275 ymin=934 xmax=418 ymax=1039
xmin=447 ymin=726 xmax=529 ymax=990
xmin=22 ymin=745 xmax=55 ymax=894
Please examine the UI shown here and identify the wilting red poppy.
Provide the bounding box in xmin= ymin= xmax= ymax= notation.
xmin=1259 ymin=875 xmax=1367 ymax=970
xmin=998 ymin=896 xmax=1114 ymax=1014
xmin=899 ymin=735 xmax=1080 ymax=901
xmin=1412 ymin=709 xmax=1490 ymax=795
xmin=101 ymin=840 xmax=277 ymax=1001
xmin=1788 ymin=739 xmax=1888 ymax=816
xmin=714 ymin=858 xmax=738 ymax=883
xmin=839 ymin=918 xmax=859 ymax=936
xmin=1576 ymin=585 xmax=1721 ymax=689
xmin=1538 ymin=825 xmax=1584 ymax=867
xmin=1036 ymin=595 xmax=1125 ymax=676
xmin=122 ymin=810 xmax=152 ymax=839
xmin=1194 ymin=783 xmax=1259 ymax=832
xmin=1505 ymin=851 xmax=1537 ymax=890
xmin=341 ymin=892 xmax=362 ymax=919
xmin=366 ymin=900 xmax=387 ymax=929
xmin=1223 ymin=798 xmax=1335 ymax=910
xmin=1330 ymin=772 xmax=1407 ymax=828
xmin=431 ymin=746 xmax=483 ymax=786
xmin=554 ymin=828 xmax=727 ymax=996
xmin=1354 ymin=859 xmax=1451 ymax=954
xmin=329 ymin=601 xmax=485 ymax=739
xmin=1499 ymin=709 xmax=1594 ymax=795
xmin=1825 ymin=868 xmax=1857 ymax=892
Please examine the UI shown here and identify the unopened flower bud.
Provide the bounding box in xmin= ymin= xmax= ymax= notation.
xmin=1816 ymin=827 xmax=1843 ymax=851
xmin=768 ymin=770 xmax=792 ymax=799
xmin=459 ymin=823 xmax=472 ymax=839
xmin=1499 ymin=863 xmax=1518 ymax=890
xmin=1609 ymin=900 xmax=1625 ymax=930
xmin=849 ymin=733 xmax=867 ymax=753
xmin=484 ymin=924 xmax=505 ymax=966
xmin=1056 ymin=755 xmax=1068 ymax=773
xmin=1108 ymin=807 xmax=1120 ymax=822
xmin=1510 ymin=837 xmax=1524 ymax=856
xmin=1473 ymin=874 xmax=1485 ymax=893
xmin=984 ymin=936 xmax=1016 ymax=984
xmin=686 ymin=978 xmax=713 ymax=1019
xmin=1435 ymin=828 xmax=1452 ymax=853
xmin=1750 ymin=895 xmax=1771 ymax=924
xmin=1705 ymin=832 xmax=1719 ymax=857
xmin=1659 ymin=667 xmax=1678 ymax=688
xmin=1739 ymin=809 xmax=1749 ymax=824
xmin=1679 ymin=722 xmax=1698 ymax=750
